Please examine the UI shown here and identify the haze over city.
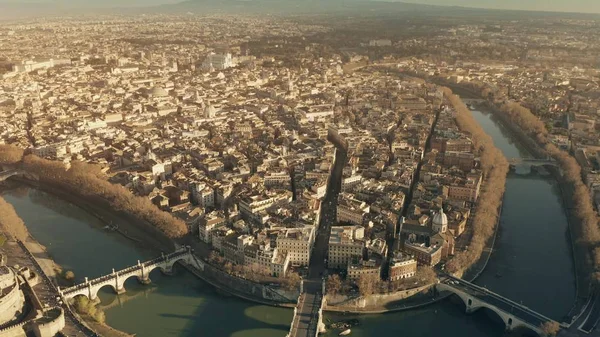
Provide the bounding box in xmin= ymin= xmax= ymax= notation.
xmin=0 ymin=0 xmax=598 ymax=13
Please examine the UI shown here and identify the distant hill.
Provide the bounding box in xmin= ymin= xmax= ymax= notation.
xmin=168 ymin=0 xmax=445 ymax=14
xmin=156 ymin=0 xmax=600 ymax=18
xmin=1 ymin=0 xmax=599 ymax=21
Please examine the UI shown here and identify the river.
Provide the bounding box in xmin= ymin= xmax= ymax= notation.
xmin=322 ymin=107 xmax=576 ymax=336
xmin=1 ymin=186 xmax=292 ymax=337
xmin=0 ymin=106 xmax=575 ymax=337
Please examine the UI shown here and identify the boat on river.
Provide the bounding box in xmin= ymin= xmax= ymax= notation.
xmin=339 ymin=329 xmax=351 ymax=336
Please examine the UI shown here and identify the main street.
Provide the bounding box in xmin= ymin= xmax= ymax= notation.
xmin=291 ymin=143 xmax=347 ymax=337
xmin=309 ymin=146 xmax=347 ymax=279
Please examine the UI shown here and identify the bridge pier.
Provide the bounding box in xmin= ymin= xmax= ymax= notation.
xmin=138 ymin=261 xmax=152 ymax=284
xmin=161 ymin=265 xmax=174 ymax=276
xmin=113 ymin=269 xmax=127 ymax=295
xmin=138 ymin=276 xmax=151 ymax=285
xmin=161 ymin=253 xmax=174 ymax=275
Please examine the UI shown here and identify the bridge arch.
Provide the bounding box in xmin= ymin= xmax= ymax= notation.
xmin=146 ymin=255 xmax=191 ymax=276
xmin=438 ymin=283 xmax=544 ymax=336
xmin=451 ymin=292 xmax=518 ymax=332
xmin=94 ymin=282 xmax=124 ymax=299
xmin=61 ymin=248 xmax=195 ymax=302
xmin=476 ymin=306 xmax=513 ymax=330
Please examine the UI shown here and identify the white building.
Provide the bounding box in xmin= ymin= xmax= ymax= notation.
xmin=244 ymin=244 xmax=290 ymax=278
xmin=238 ymin=195 xmax=276 ymax=222
xmin=341 ymin=175 xmax=362 ymax=192
xmin=336 ymin=195 xmax=370 ymax=226
xmin=202 ymin=53 xmax=234 ymax=71
xmin=369 ymin=39 xmax=392 ymax=47
xmin=198 ymin=214 xmax=226 ymax=243
xmin=264 ymin=171 xmax=291 ymax=188
xmin=328 ymin=226 xmax=365 ymax=269
xmin=431 ymin=208 xmax=448 ymax=234
xmin=32 ymin=144 xmax=67 ymax=159
xmin=193 ymin=183 xmax=215 ymax=208
xmin=276 ymin=227 xmax=316 ymax=267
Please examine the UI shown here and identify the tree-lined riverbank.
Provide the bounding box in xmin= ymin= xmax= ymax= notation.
xmin=426 ymin=78 xmax=598 ymax=294
xmin=441 ymin=88 xmax=509 ymax=275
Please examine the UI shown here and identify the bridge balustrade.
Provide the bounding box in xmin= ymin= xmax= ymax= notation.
xmin=62 ymin=248 xmax=191 ymax=298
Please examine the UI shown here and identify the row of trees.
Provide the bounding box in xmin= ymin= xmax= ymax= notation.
xmin=18 ymin=154 xmax=188 ymax=239
xmin=0 ymin=145 xmax=188 ymax=239
xmin=209 ymin=251 xmax=301 ymax=291
xmin=0 ymin=196 xmax=29 ymax=242
xmin=442 ymin=88 xmax=510 ymax=274
xmin=458 ymin=81 xmax=600 ymax=284
xmin=326 ymin=267 xmax=437 ymax=297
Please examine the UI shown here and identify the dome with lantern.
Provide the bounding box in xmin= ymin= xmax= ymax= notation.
xmin=432 ymin=208 xmax=448 ymax=233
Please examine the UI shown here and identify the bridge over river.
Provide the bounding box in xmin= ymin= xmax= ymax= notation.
xmin=287 ymin=280 xmax=325 ymax=337
xmin=439 ymin=275 xmax=557 ymax=335
xmin=509 ymin=157 xmax=558 ymax=167
xmin=59 ymin=247 xmax=200 ymax=301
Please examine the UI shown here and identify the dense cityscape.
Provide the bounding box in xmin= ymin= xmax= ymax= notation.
xmin=0 ymin=2 xmax=599 ymax=337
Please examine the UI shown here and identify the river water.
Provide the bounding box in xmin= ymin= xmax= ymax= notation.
xmin=0 ymin=107 xmax=575 ymax=337
xmin=1 ymin=187 xmax=292 ymax=337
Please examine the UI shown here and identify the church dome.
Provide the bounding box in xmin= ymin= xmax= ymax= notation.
xmin=149 ymin=86 xmax=169 ymax=97
xmin=433 ymin=209 xmax=448 ymax=227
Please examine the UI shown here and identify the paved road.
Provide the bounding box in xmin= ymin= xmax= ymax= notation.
xmin=309 ymin=148 xmax=346 ymax=279
xmin=291 ymin=285 xmax=322 ymax=337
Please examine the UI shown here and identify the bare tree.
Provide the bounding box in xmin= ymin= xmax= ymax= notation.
xmin=326 ymin=274 xmax=342 ymax=296
xmin=21 ymin=154 xmax=188 ymax=238
xmin=540 ymin=321 xmax=560 ymax=336
xmin=0 ymin=145 xmax=24 ymax=165
xmin=283 ymin=272 xmax=302 ymax=291
xmin=357 ymin=274 xmax=378 ymax=297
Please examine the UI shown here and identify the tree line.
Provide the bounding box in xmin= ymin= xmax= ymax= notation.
xmin=441 ymin=88 xmax=509 ymax=274
xmin=0 ymin=145 xmax=188 ymax=239
xmin=0 ymin=144 xmax=24 ymax=166
xmin=448 ymin=81 xmax=600 ymax=285
xmin=326 ymin=267 xmax=437 ymax=297
xmin=209 ymin=250 xmax=301 ymax=290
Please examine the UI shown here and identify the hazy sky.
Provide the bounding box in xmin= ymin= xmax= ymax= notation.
xmin=400 ymin=0 xmax=600 ymax=13
xmin=1 ymin=0 xmax=599 ymax=13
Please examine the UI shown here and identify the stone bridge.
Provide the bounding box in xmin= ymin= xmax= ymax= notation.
xmin=461 ymin=98 xmax=487 ymax=105
xmin=59 ymin=247 xmax=202 ymax=301
xmin=509 ymin=157 xmax=558 ymax=168
xmin=438 ymin=276 xmax=556 ymax=335
xmin=0 ymin=169 xmax=26 ymax=182
xmin=288 ymin=280 xmax=326 ymax=337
